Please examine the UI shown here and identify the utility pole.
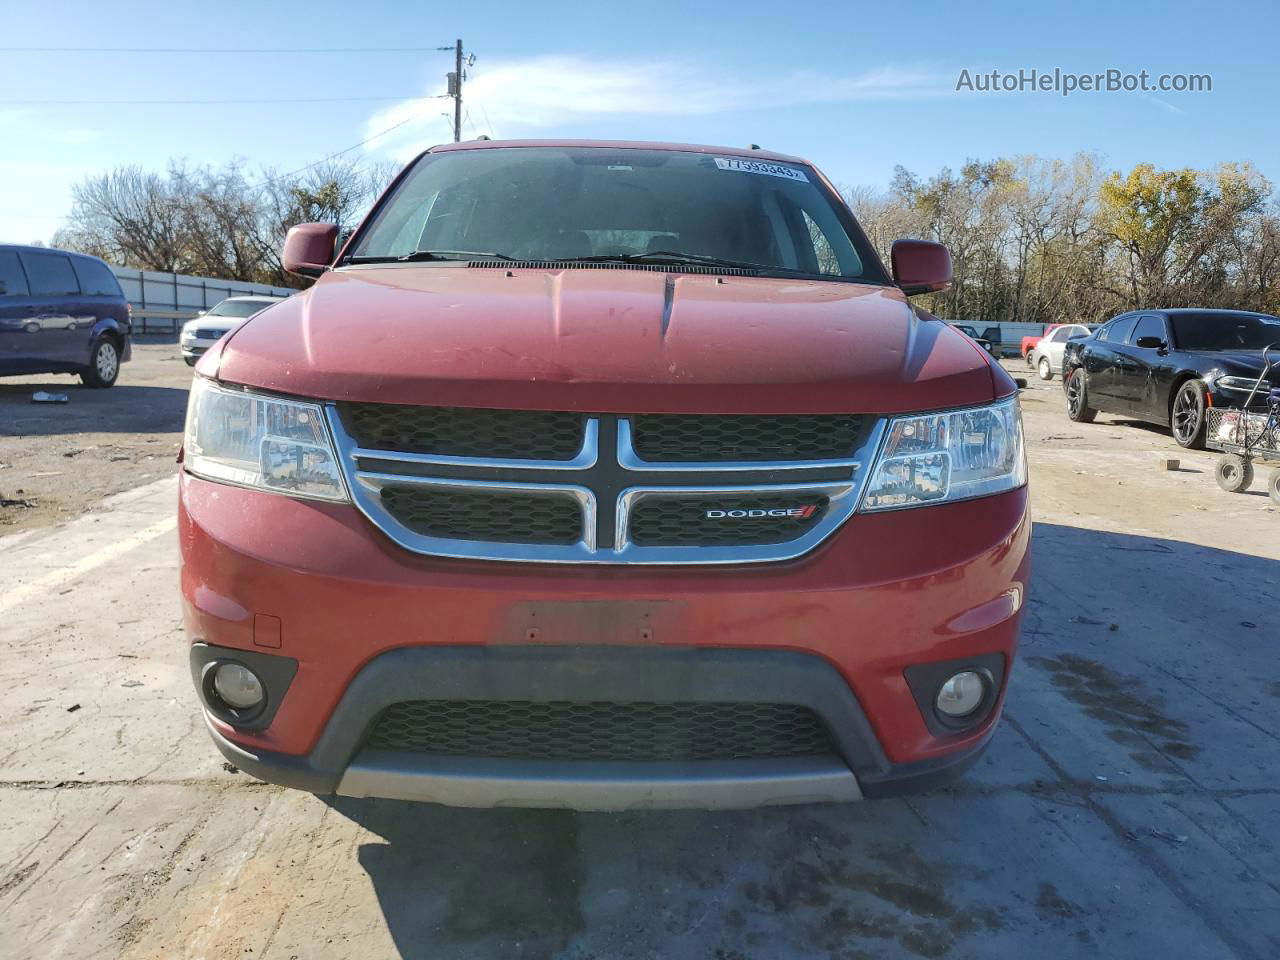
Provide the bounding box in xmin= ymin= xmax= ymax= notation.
xmin=440 ymin=38 xmax=469 ymax=142
xmin=452 ymin=38 xmax=463 ymax=143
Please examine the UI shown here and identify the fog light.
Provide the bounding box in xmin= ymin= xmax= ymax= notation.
xmin=212 ymin=663 xmax=264 ymax=709
xmin=935 ymin=671 xmax=985 ymax=718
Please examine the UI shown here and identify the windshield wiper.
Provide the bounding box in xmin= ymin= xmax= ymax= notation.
xmin=348 ymin=250 xmax=517 ymax=264
xmin=553 ymin=251 xmax=778 ymax=272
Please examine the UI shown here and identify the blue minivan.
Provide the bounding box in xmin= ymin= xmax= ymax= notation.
xmin=0 ymin=244 xmax=132 ymax=388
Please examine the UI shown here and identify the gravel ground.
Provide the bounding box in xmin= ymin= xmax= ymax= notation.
xmin=0 ymin=338 xmax=190 ymax=534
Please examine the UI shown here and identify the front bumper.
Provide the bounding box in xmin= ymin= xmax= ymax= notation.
xmin=180 ymin=471 xmax=1029 ymax=808
xmin=199 ymin=644 xmax=997 ymax=809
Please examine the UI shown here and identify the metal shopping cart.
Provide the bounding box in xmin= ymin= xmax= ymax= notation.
xmin=1206 ymin=345 xmax=1280 ymax=505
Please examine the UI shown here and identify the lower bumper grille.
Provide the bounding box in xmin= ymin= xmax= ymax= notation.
xmin=365 ymin=700 xmax=837 ymax=762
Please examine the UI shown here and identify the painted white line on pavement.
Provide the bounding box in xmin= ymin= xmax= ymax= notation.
xmin=0 ymin=514 xmax=177 ymax=617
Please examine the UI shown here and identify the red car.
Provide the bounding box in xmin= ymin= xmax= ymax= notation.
xmin=180 ymin=140 xmax=1029 ymax=810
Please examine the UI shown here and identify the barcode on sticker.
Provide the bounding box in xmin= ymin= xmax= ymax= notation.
xmin=714 ymin=157 xmax=809 ymax=182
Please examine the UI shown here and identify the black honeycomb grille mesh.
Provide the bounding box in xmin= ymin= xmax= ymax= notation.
xmin=342 ymin=403 xmax=585 ymax=460
xmin=380 ymin=487 xmax=581 ymax=544
xmin=629 ymin=494 xmax=828 ymax=546
xmin=631 ymin=414 xmax=865 ymax=461
xmin=365 ymin=700 xmax=835 ymax=762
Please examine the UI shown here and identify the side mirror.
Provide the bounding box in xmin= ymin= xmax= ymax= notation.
xmin=283 ymin=222 xmax=338 ymax=277
xmin=890 ymin=239 xmax=952 ymax=297
xmin=1135 ymin=336 xmax=1166 ymax=350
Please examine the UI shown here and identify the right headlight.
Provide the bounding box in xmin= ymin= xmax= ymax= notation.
xmin=184 ymin=376 xmax=349 ymax=502
xmin=1215 ymin=376 xmax=1271 ymax=393
xmin=859 ymin=396 xmax=1026 ymax=511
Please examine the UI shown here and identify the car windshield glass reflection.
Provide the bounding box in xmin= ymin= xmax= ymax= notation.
xmin=208 ymin=300 xmax=271 ymax=319
xmin=347 ymin=147 xmax=883 ymax=282
xmin=1172 ymin=312 xmax=1280 ymax=350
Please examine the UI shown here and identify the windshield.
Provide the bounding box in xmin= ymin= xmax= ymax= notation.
xmin=1170 ymin=312 xmax=1280 ymax=350
xmin=347 ymin=147 xmax=885 ymax=282
xmin=207 ymin=299 xmax=273 ymax=319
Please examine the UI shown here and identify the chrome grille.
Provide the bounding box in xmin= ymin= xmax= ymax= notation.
xmin=340 ymin=403 xmax=585 ymax=460
xmin=328 ymin=405 xmax=883 ymax=564
xmin=365 ymin=700 xmax=835 ymax=762
xmin=629 ymin=494 xmax=828 ymax=546
xmin=632 ymin=414 xmax=865 ymax=461
xmin=380 ymin=486 xmax=582 ymax=544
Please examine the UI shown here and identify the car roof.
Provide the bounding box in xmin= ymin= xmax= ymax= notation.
xmin=1115 ymin=308 xmax=1275 ymax=319
xmin=218 ymin=295 xmax=283 ymax=302
xmin=0 ymin=242 xmax=107 ymax=263
xmin=428 ymin=138 xmax=808 ymax=165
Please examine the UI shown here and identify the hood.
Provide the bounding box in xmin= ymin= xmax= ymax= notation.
xmin=214 ymin=266 xmax=997 ymax=414
xmin=185 ymin=316 xmax=242 ymax=334
xmin=1197 ymin=351 xmax=1275 ymax=375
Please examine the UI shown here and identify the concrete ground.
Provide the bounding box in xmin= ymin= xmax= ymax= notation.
xmin=1 ymin=361 xmax=1278 ymax=959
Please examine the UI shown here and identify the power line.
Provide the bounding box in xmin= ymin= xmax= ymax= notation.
xmin=0 ymin=45 xmax=450 ymax=54
xmin=0 ymin=94 xmax=447 ymax=106
xmin=262 ymin=101 xmax=444 ymax=185
xmin=466 ymin=59 xmax=498 ymax=139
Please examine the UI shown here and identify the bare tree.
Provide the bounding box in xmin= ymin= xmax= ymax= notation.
xmin=51 ymin=152 xmax=1280 ymax=317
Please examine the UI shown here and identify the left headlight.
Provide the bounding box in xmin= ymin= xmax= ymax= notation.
xmin=184 ymin=377 xmax=348 ymax=502
xmin=860 ymin=396 xmax=1026 ymax=511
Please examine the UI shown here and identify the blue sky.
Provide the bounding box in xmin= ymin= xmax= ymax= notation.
xmin=3 ymin=0 xmax=1276 ymax=244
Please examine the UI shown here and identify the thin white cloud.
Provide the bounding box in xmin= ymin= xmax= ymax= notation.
xmin=1141 ymin=93 xmax=1187 ymax=116
xmin=364 ymin=56 xmax=947 ymax=159
xmin=0 ymin=108 xmax=102 ymax=146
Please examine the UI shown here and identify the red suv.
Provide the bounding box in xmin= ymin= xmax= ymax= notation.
xmin=180 ymin=141 xmax=1028 ymax=810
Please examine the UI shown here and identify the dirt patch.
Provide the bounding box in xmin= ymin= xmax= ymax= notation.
xmin=0 ymin=859 xmax=39 ymax=897
xmin=743 ymin=842 xmax=1004 ymax=959
xmin=0 ymin=340 xmax=189 ymax=534
xmin=1028 ymin=653 xmax=1201 ymax=767
xmin=1035 ymin=881 xmax=1084 ymax=921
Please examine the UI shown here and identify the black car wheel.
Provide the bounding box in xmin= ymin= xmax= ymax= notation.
xmin=81 ymin=337 xmax=120 ymax=388
xmin=1038 ymin=356 xmax=1054 ymax=381
xmin=1065 ymin=368 xmax=1097 ymax=423
xmin=1215 ymin=455 xmax=1253 ymax=493
xmin=1171 ymin=380 xmax=1208 ymax=449
xmin=1269 ymin=468 xmax=1280 ymax=506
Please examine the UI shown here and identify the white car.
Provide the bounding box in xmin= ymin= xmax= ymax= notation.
xmin=1029 ymin=323 xmax=1095 ymax=381
xmin=180 ymin=296 xmax=283 ymax=366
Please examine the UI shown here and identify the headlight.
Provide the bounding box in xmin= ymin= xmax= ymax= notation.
xmin=1216 ymin=376 xmax=1271 ymax=393
xmin=860 ymin=396 xmax=1025 ymax=511
xmin=184 ymin=377 xmax=348 ymax=502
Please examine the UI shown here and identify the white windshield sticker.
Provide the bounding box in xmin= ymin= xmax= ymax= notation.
xmin=714 ymin=157 xmax=809 ymax=182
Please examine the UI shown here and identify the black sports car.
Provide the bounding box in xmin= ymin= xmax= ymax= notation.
xmin=949 ymin=322 xmax=995 ymax=355
xmin=1062 ymin=308 xmax=1280 ymax=448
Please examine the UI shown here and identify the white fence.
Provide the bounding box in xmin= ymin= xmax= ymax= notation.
xmin=109 ymin=266 xmax=295 ymax=332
